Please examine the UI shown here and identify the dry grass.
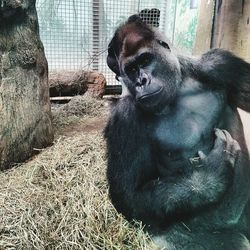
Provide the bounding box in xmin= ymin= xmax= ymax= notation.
xmin=0 ymin=96 xmax=158 ymax=250
xmin=51 ymin=95 xmax=108 ymax=132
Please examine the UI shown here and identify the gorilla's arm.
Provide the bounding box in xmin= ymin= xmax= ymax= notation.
xmin=180 ymin=49 xmax=250 ymax=112
xmin=105 ymin=97 xmax=238 ymax=224
xmin=178 ymin=50 xmax=250 ymax=226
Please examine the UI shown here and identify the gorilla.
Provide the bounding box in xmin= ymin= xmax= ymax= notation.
xmin=104 ymin=15 xmax=250 ymax=249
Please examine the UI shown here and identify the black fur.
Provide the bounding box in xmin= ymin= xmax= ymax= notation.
xmin=105 ymin=17 xmax=250 ymax=249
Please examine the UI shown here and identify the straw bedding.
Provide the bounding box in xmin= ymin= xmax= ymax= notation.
xmin=0 ymin=96 xmax=157 ymax=250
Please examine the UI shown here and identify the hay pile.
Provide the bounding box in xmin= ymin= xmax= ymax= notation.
xmin=0 ymin=96 xmax=157 ymax=249
xmin=51 ymin=95 xmax=108 ymax=133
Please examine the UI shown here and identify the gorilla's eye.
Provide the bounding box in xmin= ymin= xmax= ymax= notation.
xmin=158 ymin=40 xmax=170 ymax=50
xmin=125 ymin=64 xmax=138 ymax=75
xmin=138 ymin=53 xmax=154 ymax=67
xmin=141 ymin=58 xmax=149 ymax=66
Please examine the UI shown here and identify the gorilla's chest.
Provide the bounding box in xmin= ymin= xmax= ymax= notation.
xmin=152 ymin=89 xmax=224 ymax=157
xmin=150 ymin=89 xmax=225 ymax=176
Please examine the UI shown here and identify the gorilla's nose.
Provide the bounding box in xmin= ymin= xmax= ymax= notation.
xmin=136 ymin=72 xmax=151 ymax=86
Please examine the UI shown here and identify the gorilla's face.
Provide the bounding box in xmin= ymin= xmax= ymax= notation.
xmin=107 ymin=17 xmax=182 ymax=111
xmin=120 ymin=48 xmax=181 ymax=110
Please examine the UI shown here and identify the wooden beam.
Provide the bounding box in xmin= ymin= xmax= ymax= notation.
xmin=235 ymin=0 xmax=250 ymax=62
xmin=211 ymin=0 xmax=244 ymax=51
xmin=50 ymin=96 xmax=73 ymax=102
xmin=193 ymin=0 xmax=215 ymax=55
xmin=194 ymin=0 xmax=250 ymax=62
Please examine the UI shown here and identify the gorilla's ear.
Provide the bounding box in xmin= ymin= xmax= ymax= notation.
xmin=127 ymin=14 xmax=142 ymax=23
xmin=196 ymin=49 xmax=250 ymax=112
xmin=107 ymin=38 xmax=120 ymax=77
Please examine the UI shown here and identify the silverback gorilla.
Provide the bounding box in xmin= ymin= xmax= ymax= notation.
xmin=104 ymin=15 xmax=250 ymax=250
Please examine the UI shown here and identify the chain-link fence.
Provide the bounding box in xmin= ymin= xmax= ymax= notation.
xmin=36 ymin=0 xmax=199 ymax=87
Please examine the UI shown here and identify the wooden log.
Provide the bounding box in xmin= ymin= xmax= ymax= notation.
xmin=0 ymin=0 xmax=54 ymax=170
xmin=49 ymin=71 xmax=88 ymax=97
xmin=49 ymin=70 xmax=106 ymax=98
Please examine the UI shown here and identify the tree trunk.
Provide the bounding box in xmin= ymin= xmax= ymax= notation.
xmin=0 ymin=0 xmax=54 ymax=170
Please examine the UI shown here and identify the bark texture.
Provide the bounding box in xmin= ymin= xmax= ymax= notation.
xmin=0 ymin=0 xmax=53 ymax=170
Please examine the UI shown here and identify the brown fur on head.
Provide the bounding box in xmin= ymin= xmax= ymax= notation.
xmin=107 ymin=15 xmax=154 ymax=76
xmin=116 ymin=17 xmax=154 ymax=57
xmin=107 ymin=15 xmax=180 ymax=111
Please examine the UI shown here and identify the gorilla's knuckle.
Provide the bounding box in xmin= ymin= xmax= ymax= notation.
xmin=232 ymin=139 xmax=241 ymax=152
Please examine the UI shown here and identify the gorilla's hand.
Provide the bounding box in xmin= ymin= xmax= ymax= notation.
xmin=198 ymin=129 xmax=241 ymax=187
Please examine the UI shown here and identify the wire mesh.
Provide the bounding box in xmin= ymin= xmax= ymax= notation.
xmin=36 ymin=0 xmax=197 ymax=86
xmin=36 ymin=0 xmax=93 ymax=71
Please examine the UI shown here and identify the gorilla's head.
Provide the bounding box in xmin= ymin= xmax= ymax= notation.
xmin=107 ymin=15 xmax=182 ymax=111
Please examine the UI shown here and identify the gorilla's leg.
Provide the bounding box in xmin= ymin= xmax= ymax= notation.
xmin=153 ymin=227 xmax=250 ymax=250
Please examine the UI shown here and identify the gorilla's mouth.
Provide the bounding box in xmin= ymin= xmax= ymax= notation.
xmin=137 ymin=87 xmax=163 ymax=100
xmin=136 ymin=86 xmax=164 ymax=108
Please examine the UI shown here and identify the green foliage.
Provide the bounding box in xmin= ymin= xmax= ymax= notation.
xmin=178 ymin=0 xmax=190 ymax=16
xmin=175 ymin=16 xmax=198 ymax=51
